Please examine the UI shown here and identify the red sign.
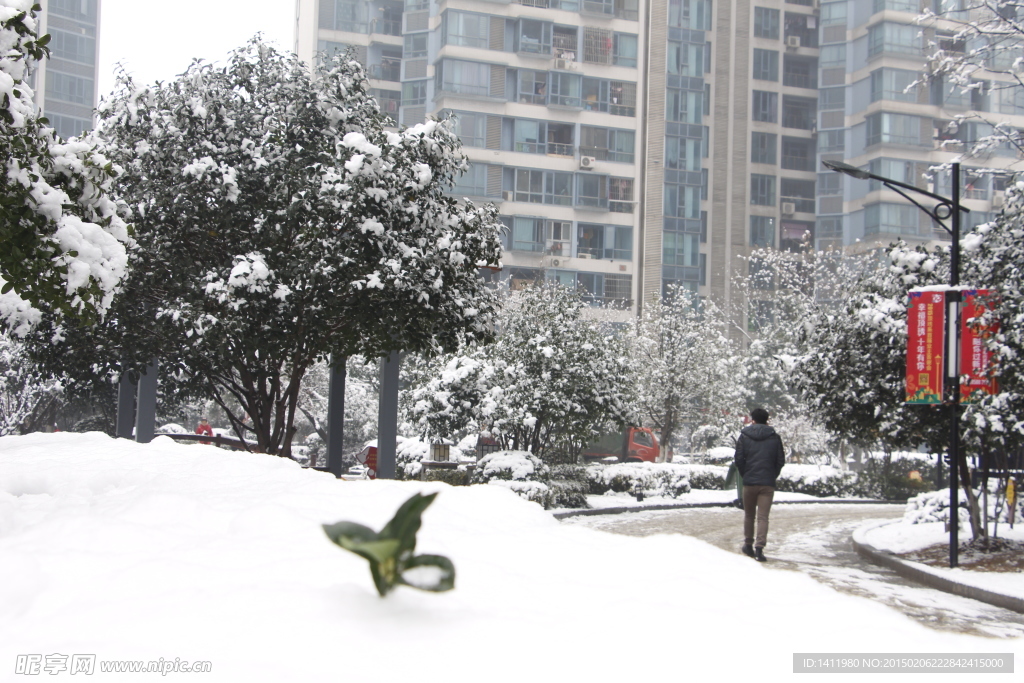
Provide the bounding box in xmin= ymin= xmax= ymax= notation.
xmin=960 ymin=289 xmax=999 ymax=402
xmin=906 ymin=290 xmax=946 ymax=404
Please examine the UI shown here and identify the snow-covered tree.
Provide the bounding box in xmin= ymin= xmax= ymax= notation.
xmin=630 ymin=287 xmax=738 ymax=458
xmin=792 ymin=243 xmax=951 ymax=452
xmin=406 ymin=285 xmax=636 ymax=461
xmin=0 ymin=330 xmax=62 ymax=435
xmin=28 ymin=40 xmax=502 ymax=457
xmin=962 ymin=178 xmax=1024 ymax=443
xmin=0 ymin=1 xmax=130 ymax=330
xmin=298 ymin=356 xmax=379 ymax=463
xmin=918 ymin=0 xmax=1024 ymax=159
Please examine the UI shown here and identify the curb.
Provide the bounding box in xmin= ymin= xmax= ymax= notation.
xmin=852 ymin=520 xmax=1024 ymax=615
xmin=553 ymin=498 xmax=903 ymax=520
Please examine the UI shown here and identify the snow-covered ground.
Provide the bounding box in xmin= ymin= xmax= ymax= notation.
xmin=580 ymin=488 xmax=841 ymax=510
xmin=861 ymin=520 xmax=1024 ymax=601
xmin=0 ymin=433 xmax=1017 ymax=682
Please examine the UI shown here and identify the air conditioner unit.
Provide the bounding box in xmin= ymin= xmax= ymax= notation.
xmin=502 ymin=190 xmax=514 ymax=201
xmin=786 ymin=36 xmax=801 ymax=49
xmin=781 ymin=202 xmax=797 ymax=215
xmin=992 ymin=191 xmax=1005 ymax=208
xmin=553 ymin=58 xmax=577 ymax=71
xmin=579 ymin=156 xmax=596 ymax=169
xmin=549 ymin=258 xmax=561 ymax=267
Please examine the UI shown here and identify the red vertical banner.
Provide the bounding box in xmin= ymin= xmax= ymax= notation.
xmin=960 ymin=289 xmax=999 ymax=402
xmin=906 ymin=290 xmax=946 ymax=404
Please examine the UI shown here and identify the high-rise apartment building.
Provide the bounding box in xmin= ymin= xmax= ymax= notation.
xmin=31 ymin=0 xmax=102 ymax=140
xmin=295 ymin=0 xmax=1022 ymax=323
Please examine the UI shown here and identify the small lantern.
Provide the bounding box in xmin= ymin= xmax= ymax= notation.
xmin=431 ymin=443 xmax=450 ymax=462
xmin=634 ymin=481 xmax=644 ymax=503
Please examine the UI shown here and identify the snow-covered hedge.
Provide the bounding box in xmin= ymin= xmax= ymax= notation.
xmin=471 ymin=450 xmax=549 ymax=483
xmin=703 ymin=446 xmax=736 ymax=466
xmin=903 ymin=490 xmax=972 ymax=526
xmin=470 ymin=450 xmax=552 ymax=506
xmin=547 ymin=464 xmax=590 ymax=509
xmin=487 ymin=480 xmax=554 ymax=508
xmin=588 ymin=462 xmax=692 ymax=498
xmin=904 ymin=487 xmax=1020 ymax=526
xmin=775 ymin=464 xmax=856 ymax=498
xmin=676 ymin=464 xmax=728 ymax=490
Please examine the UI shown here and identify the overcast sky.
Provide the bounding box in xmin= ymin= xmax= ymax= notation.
xmin=96 ymin=0 xmax=296 ymax=97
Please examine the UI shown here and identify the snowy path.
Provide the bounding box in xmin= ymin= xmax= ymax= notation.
xmin=565 ymin=503 xmax=1024 ymax=639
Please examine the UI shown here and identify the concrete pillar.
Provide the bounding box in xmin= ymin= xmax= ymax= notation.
xmin=116 ymin=370 xmax=135 ymax=439
xmin=376 ymin=350 xmax=401 ymax=480
xmin=326 ymin=357 xmax=347 ymax=476
xmin=134 ymin=358 xmax=159 ymax=443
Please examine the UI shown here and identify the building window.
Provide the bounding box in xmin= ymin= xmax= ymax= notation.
xmin=750 ymin=174 xmax=776 ymax=206
xmin=668 ymin=0 xmax=712 ymax=30
xmin=437 ymin=60 xmax=490 ymax=96
xmin=663 ymin=230 xmax=699 ymax=266
xmin=663 ymin=184 xmax=701 ymax=218
xmin=752 ymin=49 xmax=779 ymax=81
xmin=665 ymin=136 xmax=702 ymax=171
xmin=751 ymin=132 xmax=777 ymax=164
xmin=577 ymin=223 xmax=604 ymax=258
xmin=609 ymin=178 xmax=634 ymax=212
xmin=666 ymin=89 xmax=703 ymax=124
xmin=550 ymin=73 xmax=583 ymax=107
xmin=819 ymin=87 xmax=846 ymax=110
xmin=867 ymin=159 xmax=917 ymax=191
xmin=403 ymin=80 xmax=427 ymax=105
xmin=865 ymin=203 xmax=920 ymax=236
xmin=781 ymin=136 xmax=815 ymax=171
xmin=869 ymin=68 xmax=918 ymax=102
xmin=580 ymin=127 xmax=635 ymax=162
xmin=518 ymin=70 xmax=549 ymax=105
xmin=405 ymin=33 xmax=427 ymax=58
xmin=783 ymin=56 xmax=818 ymax=89
xmin=452 ymin=163 xmax=488 ymax=198
xmin=322 ymin=0 xmax=369 ymax=33
xmin=45 ymin=71 xmax=93 ymax=105
xmin=819 ymin=45 xmax=846 ymax=69
xmin=613 ymin=33 xmax=638 ymax=67
xmin=443 ymin=11 xmax=489 ymax=48
xmin=780 ymin=178 xmax=816 ymax=213
xmin=50 ymin=29 xmax=95 ymax=65
xmin=873 ymin=0 xmax=919 ymax=13
xmin=867 ymin=22 xmax=920 ymax=57
xmin=817 ymin=172 xmax=843 ymax=196
xmin=820 ymin=1 xmax=847 ymax=26
xmin=754 ymin=7 xmax=780 ymax=39
xmin=510 ymin=217 xmax=546 ymax=252
xmin=750 ymin=215 xmax=776 ymax=247
xmin=48 ymin=114 xmax=91 ymax=140
xmin=865 ymin=112 xmax=922 ymax=146
xmin=371 ymin=88 xmax=401 ymax=115
xmin=512 ymin=168 xmax=573 ymax=205
xmin=781 ymin=95 xmax=817 ymax=130
xmin=818 ymin=129 xmax=845 ymax=153
xmin=576 ymin=174 xmax=608 ymax=209
xmin=518 ymin=19 xmax=553 ymax=55
xmin=609 ymin=225 xmax=633 ymax=259
xmin=452 ymin=111 xmax=486 ymax=147
xmin=49 ymin=0 xmax=98 ymax=21
xmin=582 ymin=78 xmax=637 ymax=116
xmin=668 ymin=40 xmax=705 ymax=77
xmin=751 ymin=90 xmax=779 ymax=122
xmin=583 ymin=28 xmax=614 ymax=65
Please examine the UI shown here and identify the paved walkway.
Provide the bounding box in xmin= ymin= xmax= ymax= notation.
xmin=566 ymin=503 xmax=1024 ymax=638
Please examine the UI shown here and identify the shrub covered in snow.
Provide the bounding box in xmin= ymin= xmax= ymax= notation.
xmin=587 ymin=462 xmax=691 ymax=498
xmin=393 ymin=436 xmax=471 ymax=480
xmin=703 ymin=447 xmax=736 ymax=466
xmin=904 ymin=490 xmax=972 ymax=526
xmin=849 ymin=455 xmax=936 ymax=500
xmin=546 ymin=464 xmax=591 ymax=509
xmin=677 ymin=464 xmax=728 ymax=490
xmin=487 ymin=480 xmax=554 ymax=508
xmin=471 ymin=450 xmax=549 ymax=483
xmin=774 ymin=464 xmax=856 ymax=498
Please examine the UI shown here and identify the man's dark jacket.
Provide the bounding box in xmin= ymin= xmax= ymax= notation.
xmin=734 ymin=424 xmax=785 ymax=487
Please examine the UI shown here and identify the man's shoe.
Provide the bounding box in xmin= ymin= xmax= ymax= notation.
xmin=754 ymin=547 xmax=766 ymax=562
xmin=742 ymin=544 xmax=755 ymax=558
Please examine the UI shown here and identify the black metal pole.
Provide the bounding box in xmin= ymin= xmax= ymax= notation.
xmin=326 ymin=356 xmax=347 ymax=476
xmin=948 ymin=162 xmax=962 ymax=569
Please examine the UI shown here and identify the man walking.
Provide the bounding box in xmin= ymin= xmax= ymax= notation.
xmin=734 ymin=407 xmax=785 ymax=562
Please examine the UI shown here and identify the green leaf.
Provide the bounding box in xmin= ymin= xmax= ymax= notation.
xmin=322 ymin=521 xmax=376 ymax=546
xmin=338 ymin=537 xmax=401 ymax=566
xmin=379 ymin=491 xmax=437 ymax=555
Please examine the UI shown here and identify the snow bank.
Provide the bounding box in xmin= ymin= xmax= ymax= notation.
xmin=0 ymin=434 xmax=1000 ymax=682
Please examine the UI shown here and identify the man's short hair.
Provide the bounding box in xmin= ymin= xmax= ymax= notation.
xmin=750 ymin=408 xmax=770 ymax=424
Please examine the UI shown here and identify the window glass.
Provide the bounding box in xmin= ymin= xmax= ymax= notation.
xmin=445 ymin=11 xmax=489 ymax=48
xmin=437 ymin=60 xmax=490 ymax=96
xmin=750 ymin=174 xmax=776 ymax=206
xmin=754 ymin=7 xmax=780 ymax=39
xmin=751 ymin=132 xmax=777 ymax=164
xmin=752 ymin=49 xmax=779 ymax=81
xmin=750 ymin=215 xmax=776 ymax=247
xmin=50 ymin=29 xmax=95 ymax=65
xmin=614 ymin=33 xmax=638 ymax=67
xmin=751 ymin=90 xmax=778 ymax=122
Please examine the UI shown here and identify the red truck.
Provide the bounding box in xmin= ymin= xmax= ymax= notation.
xmin=581 ymin=427 xmax=666 ymax=463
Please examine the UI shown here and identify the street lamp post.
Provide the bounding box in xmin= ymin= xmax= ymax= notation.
xmin=823 ymin=159 xmax=969 ymax=568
